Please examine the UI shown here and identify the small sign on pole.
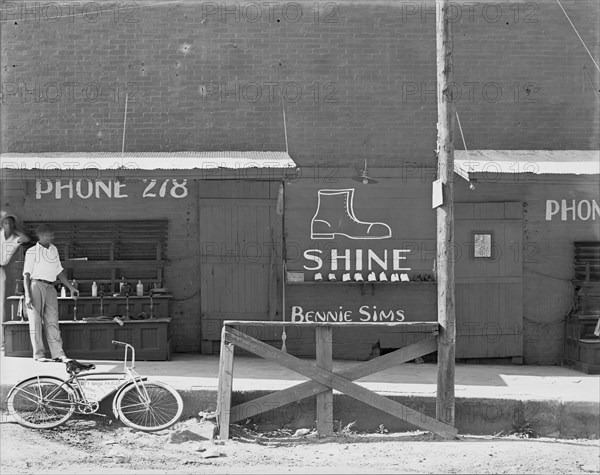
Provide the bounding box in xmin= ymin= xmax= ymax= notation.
xmin=432 ymin=179 xmax=444 ymax=209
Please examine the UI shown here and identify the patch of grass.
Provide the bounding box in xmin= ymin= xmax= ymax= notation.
xmin=511 ymin=408 xmax=538 ymax=439
xmin=333 ymin=420 xmax=357 ymax=437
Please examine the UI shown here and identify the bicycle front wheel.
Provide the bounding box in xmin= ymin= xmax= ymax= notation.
xmin=115 ymin=381 xmax=183 ymax=432
xmin=7 ymin=377 xmax=76 ymax=429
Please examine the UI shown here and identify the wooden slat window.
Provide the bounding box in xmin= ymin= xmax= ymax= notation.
xmin=22 ymin=220 xmax=168 ymax=261
xmin=574 ymin=242 xmax=600 ymax=282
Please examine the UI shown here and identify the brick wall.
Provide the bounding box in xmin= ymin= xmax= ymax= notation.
xmin=1 ymin=0 xmax=599 ymax=166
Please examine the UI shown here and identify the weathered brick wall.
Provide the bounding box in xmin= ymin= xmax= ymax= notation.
xmin=1 ymin=0 xmax=599 ymax=166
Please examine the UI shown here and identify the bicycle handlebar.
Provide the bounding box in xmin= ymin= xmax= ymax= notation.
xmin=111 ymin=340 xmax=136 ymax=369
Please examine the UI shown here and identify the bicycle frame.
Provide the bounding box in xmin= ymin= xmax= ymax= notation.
xmin=6 ymin=341 xmax=150 ymax=417
xmin=110 ymin=340 xmax=153 ymax=412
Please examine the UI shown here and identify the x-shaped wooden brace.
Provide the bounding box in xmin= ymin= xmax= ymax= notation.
xmin=217 ymin=326 xmax=457 ymax=439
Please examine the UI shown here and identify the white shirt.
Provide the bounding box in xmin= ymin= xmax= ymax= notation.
xmin=1 ymin=232 xmax=22 ymax=266
xmin=23 ymin=243 xmax=64 ymax=282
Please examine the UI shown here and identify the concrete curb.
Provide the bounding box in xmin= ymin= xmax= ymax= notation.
xmin=223 ymin=391 xmax=600 ymax=439
xmin=4 ymin=383 xmax=595 ymax=439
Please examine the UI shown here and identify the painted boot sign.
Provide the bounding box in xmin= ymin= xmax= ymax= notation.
xmin=311 ymin=188 xmax=392 ymax=240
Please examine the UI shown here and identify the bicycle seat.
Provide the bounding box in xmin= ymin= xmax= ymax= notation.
xmin=66 ymin=360 xmax=96 ymax=374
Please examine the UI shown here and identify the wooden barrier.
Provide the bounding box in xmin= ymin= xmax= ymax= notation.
xmin=216 ymin=321 xmax=458 ymax=440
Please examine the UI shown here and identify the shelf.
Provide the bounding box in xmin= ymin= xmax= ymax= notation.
xmin=285 ymin=280 xmax=436 ymax=296
xmin=15 ymin=260 xmax=166 ymax=268
xmin=63 ymin=260 xmax=166 ymax=269
xmin=7 ymin=295 xmax=172 ymax=300
xmin=286 ymin=281 xmax=436 ymax=285
xmin=6 ymin=295 xmax=172 ymax=322
xmin=3 ymin=318 xmax=172 ymax=325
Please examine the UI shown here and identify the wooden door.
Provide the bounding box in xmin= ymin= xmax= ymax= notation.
xmin=455 ymin=202 xmax=523 ymax=360
xmin=199 ymin=182 xmax=280 ymax=353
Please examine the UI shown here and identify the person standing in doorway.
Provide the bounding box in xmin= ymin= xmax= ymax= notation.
xmin=23 ymin=223 xmax=78 ymax=362
xmin=1 ymin=211 xmax=30 ymax=346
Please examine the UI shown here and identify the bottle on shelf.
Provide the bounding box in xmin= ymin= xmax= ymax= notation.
xmin=136 ymin=280 xmax=144 ymax=297
xmin=91 ymin=281 xmax=98 ymax=297
xmin=60 ymin=285 xmax=67 ymax=298
xmin=119 ymin=277 xmax=127 ymax=296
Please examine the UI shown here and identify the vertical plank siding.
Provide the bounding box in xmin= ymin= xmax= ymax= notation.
xmin=455 ymin=177 xmax=599 ymax=364
xmin=199 ymin=182 xmax=280 ymax=350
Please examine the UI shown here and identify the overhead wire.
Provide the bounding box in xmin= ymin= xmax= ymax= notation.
xmin=556 ymin=0 xmax=600 ymax=72
xmin=582 ymin=66 xmax=600 ymax=102
xmin=455 ymin=110 xmax=475 ymax=179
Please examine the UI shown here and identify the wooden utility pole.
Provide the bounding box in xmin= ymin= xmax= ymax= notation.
xmin=435 ymin=0 xmax=456 ymax=427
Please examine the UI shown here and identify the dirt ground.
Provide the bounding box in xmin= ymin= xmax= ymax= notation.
xmin=1 ymin=414 xmax=599 ymax=474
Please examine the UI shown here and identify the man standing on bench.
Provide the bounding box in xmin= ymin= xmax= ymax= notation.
xmin=23 ymin=223 xmax=79 ymax=362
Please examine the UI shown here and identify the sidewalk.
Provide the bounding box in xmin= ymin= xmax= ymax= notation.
xmin=1 ymin=351 xmax=598 ymax=438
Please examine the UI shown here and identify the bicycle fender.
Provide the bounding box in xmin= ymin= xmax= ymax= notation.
xmin=6 ymin=375 xmax=69 ymax=402
xmin=111 ymin=378 xmax=148 ymax=419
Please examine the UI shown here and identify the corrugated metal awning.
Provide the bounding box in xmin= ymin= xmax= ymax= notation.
xmin=0 ymin=151 xmax=297 ymax=170
xmin=455 ymin=150 xmax=600 ymax=179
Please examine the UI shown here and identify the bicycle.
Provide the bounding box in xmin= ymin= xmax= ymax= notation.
xmin=6 ymin=340 xmax=183 ymax=432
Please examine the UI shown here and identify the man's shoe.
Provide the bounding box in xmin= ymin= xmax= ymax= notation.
xmin=54 ymin=356 xmax=72 ymax=363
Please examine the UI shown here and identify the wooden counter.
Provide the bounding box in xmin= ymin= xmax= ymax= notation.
xmin=4 ymin=295 xmax=172 ymax=361
xmin=3 ymin=318 xmax=172 ymax=361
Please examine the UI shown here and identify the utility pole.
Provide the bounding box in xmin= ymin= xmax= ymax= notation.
xmin=435 ymin=0 xmax=456 ymax=427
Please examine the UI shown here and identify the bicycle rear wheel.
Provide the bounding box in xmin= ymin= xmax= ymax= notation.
xmin=115 ymin=381 xmax=183 ymax=432
xmin=7 ymin=377 xmax=76 ymax=429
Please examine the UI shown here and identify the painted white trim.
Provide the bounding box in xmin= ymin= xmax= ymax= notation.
xmin=0 ymin=151 xmax=297 ymax=170
xmin=455 ymin=150 xmax=600 ymax=176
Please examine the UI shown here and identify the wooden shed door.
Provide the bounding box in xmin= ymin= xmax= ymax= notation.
xmin=455 ymin=202 xmax=523 ymax=360
xmin=199 ymin=182 xmax=280 ymax=353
